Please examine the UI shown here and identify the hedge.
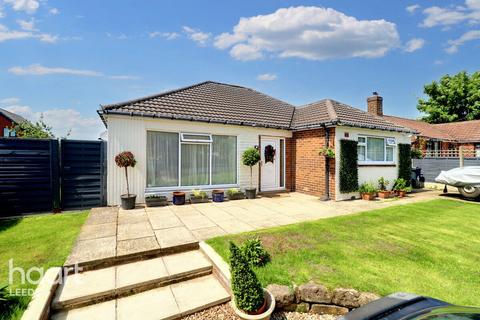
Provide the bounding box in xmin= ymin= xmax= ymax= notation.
xmin=340 ymin=139 xmax=359 ymax=193
xmin=398 ymin=143 xmax=412 ymax=185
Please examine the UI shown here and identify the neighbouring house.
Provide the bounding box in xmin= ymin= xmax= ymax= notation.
xmin=0 ymin=108 xmax=28 ymax=137
xmin=363 ymin=96 xmax=480 ymax=158
xmin=98 ymin=81 xmax=414 ymax=204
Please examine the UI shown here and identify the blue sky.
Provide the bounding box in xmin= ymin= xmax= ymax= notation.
xmin=1 ymin=0 xmax=479 ymax=139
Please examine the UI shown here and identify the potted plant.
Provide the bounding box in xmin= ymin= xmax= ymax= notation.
xmin=227 ymin=188 xmax=245 ymax=200
xmin=377 ymin=177 xmax=391 ymax=199
xmin=115 ymin=151 xmax=137 ymax=210
xmin=172 ymin=191 xmax=186 ymax=205
xmin=145 ymin=194 xmax=168 ymax=207
xmin=229 ymin=242 xmax=275 ymax=320
xmin=190 ymin=189 xmax=209 ymax=204
xmin=358 ymin=182 xmax=377 ymax=200
xmin=242 ymin=147 xmax=261 ymax=199
xmin=212 ymin=189 xmax=225 ymax=202
xmin=318 ymin=146 xmax=335 ymax=158
xmin=393 ymin=178 xmax=412 ymax=197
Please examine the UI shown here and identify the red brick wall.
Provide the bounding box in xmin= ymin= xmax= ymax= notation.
xmin=0 ymin=115 xmax=13 ymax=137
xmin=285 ymin=137 xmax=295 ymax=192
xmin=290 ymin=128 xmax=336 ymax=199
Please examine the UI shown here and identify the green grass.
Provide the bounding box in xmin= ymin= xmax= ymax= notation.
xmin=0 ymin=212 xmax=88 ymax=320
xmin=207 ymin=199 xmax=480 ymax=306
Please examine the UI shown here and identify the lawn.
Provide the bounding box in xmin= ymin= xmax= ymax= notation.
xmin=207 ymin=199 xmax=480 ymax=307
xmin=0 ymin=211 xmax=88 ymax=320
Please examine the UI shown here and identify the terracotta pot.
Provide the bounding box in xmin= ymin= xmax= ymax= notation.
xmin=361 ymin=192 xmax=376 ymax=201
xmin=398 ymin=191 xmax=406 ymax=198
xmin=232 ymin=289 xmax=275 ymax=320
xmin=377 ymin=191 xmax=391 ymax=199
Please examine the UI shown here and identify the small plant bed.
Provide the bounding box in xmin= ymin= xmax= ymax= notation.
xmin=226 ymin=188 xmax=245 ymax=200
xmin=0 ymin=211 xmax=88 ymax=320
xmin=190 ymin=190 xmax=210 ymax=204
xmin=207 ymin=200 xmax=480 ymax=307
xmin=145 ymin=194 xmax=168 ymax=207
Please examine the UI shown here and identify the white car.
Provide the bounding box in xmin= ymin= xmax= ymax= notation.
xmin=435 ymin=166 xmax=480 ymax=198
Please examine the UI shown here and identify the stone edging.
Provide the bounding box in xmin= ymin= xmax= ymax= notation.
xmin=21 ymin=267 xmax=62 ymax=320
xmin=267 ymin=282 xmax=381 ymax=315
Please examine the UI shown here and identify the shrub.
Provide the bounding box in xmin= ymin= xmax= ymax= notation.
xmin=398 ymin=144 xmax=412 ymax=185
xmin=358 ymin=182 xmax=377 ymax=194
xmin=241 ymin=238 xmax=270 ymax=267
xmin=378 ymin=177 xmax=390 ymax=191
xmin=226 ymin=188 xmax=241 ymax=197
xmin=393 ymin=178 xmax=412 ymax=192
xmin=340 ymin=140 xmax=359 ymax=193
xmin=230 ymin=242 xmax=264 ymax=312
xmin=192 ymin=189 xmax=207 ymax=198
xmin=115 ymin=151 xmax=137 ymax=196
xmin=242 ymin=147 xmax=261 ymax=189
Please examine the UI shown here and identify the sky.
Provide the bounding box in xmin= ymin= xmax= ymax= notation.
xmin=0 ymin=0 xmax=479 ymax=139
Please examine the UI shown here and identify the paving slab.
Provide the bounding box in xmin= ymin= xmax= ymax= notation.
xmin=51 ymin=300 xmax=116 ymax=320
xmin=191 ymin=226 xmax=227 ymax=240
xmin=116 ymin=256 xmax=169 ymax=290
xmin=76 ymin=222 xmax=116 ymax=241
xmin=162 ymin=250 xmax=211 ymax=277
xmin=85 ymin=208 xmax=117 ymax=225
xmin=118 ymin=210 xmax=149 ymax=225
xmin=116 ymin=236 xmax=160 ymax=257
xmin=117 ymin=221 xmax=154 ymax=241
xmin=215 ymin=219 xmax=254 ymax=234
xmin=65 ymin=236 xmax=116 ymax=266
xmin=171 ymin=275 xmax=230 ymax=315
xmin=116 ymin=286 xmax=180 ymax=320
xmin=178 ymin=215 xmax=217 ymax=230
xmin=155 ymin=227 xmax=197 ymax=249
xmin=148 ymin=212 xmax=183 ymax=230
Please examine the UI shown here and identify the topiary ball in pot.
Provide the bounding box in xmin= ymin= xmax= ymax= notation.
xmin=242 ymin=147 xmax=261 ymax=199
xmin=115 ymin=151 xmax=137 ymax=210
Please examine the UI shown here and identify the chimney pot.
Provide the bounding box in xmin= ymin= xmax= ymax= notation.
xmin=367 ymin=92 xmax=383 ymax=116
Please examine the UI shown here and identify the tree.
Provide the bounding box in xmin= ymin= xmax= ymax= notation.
xmin=115 ymin=151 xmax=137 ymax=197
xmin=11 ymin=116 xmax=54 ymax=139
xmin=241 ymin=147 xmax=261 ymax=189
xmin=417 ymin=71 xmax=480 ymax=123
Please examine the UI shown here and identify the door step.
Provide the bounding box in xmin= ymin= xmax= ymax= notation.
xmin=51 ymin=274 xmax=231 ymax=320
xmin=52 ymin=250 xmax=212 ymax=311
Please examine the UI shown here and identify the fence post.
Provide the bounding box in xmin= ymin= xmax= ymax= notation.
xmin=459 ymin=146 xmax=464 ymax=168
xmin=50 ymin=139 xmax=61 ymax=212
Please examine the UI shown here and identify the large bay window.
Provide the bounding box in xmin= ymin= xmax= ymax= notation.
xmin=357 ymin=136 xmax=396 ymax=164
xmin=147 ymin=131 xmax=237 ymax=188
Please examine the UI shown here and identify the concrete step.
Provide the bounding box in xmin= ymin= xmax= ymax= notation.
xmin=51 ymin=274 xmax=231 ymax=320
xmin=52 ymin=250 xmax=212 ymax=311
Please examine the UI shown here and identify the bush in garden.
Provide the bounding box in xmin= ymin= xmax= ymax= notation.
xmin=229 ymin=242 xmax=264 ymax=312
xmin=241 ymin=237 xmax=270 ymax=267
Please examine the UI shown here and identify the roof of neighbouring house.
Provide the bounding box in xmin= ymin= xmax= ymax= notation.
xmin=382 ymin=115 xmax=455 ymax=141
xmin=0 ymin=108 xmax=28 ymax=125
xmin=292 ymin=99 xmax=414 ymax=133
xmin=433 ymin=120 xmax=480 ymax=143
xmin=99 ymin=81 xmax=296 ymax=129
xmin=98 ymin=81 xmax=414 ymax=133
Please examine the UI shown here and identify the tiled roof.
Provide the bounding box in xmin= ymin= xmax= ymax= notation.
xmin=292 ymin=99 xmax=414 ymax=133
xmin=0 ymin=108 xmax=28 ymax=125
xmin=433 ymin=120 xmax=480 ymax=143
xmin=100 ymin=81 xmax=296 ymax=129
xmin=383 ymin=115 xmax=454 ymax=141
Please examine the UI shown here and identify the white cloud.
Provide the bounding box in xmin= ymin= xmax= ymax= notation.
xmin=183 ymin=26 xmax=211 ymax=45
xmin=0 ymin=23 xmax=57 ymax=43
xmin=213 ymin=6 xmax=400 ymax=61
xmin=17 ymin=18 xmax=36 ymax=31
xmin=421 ymin=0 xmax=480 ymax=28
xmin=4 ymin=103 xmax=104 ymax=140
xmin=4 ymin=0 xmax=39 ymax=14
xmin=404 ymin=38 xmax=425 ymax=52
xmin=0 ymin=97 xmax=20 ymax=104
xmin=8 ymin=64 xmax=139 ymax=80
xmin=406 ymin=4 xmax=421 ymax=14
xmin=445 ymin=29 xmax=480 ymax=53
xmin=49 ymin=8 xmax=59 ymax=15
xmin=257 ymin=73 xmax=277 ymax=81
xmin=149 ymin=31 xmax=179 ymax=40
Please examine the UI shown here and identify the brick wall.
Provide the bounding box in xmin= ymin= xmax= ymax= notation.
xmin=291 ymin=128 xmax=335 ymax=199
xmin=285 ymin=137 xmax=295 ymax=191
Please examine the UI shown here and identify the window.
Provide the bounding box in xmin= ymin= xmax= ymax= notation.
xmin=357 ymin=136 xmax=396 ymax=164
xmin=3 ymin=128 xmax=9 ymax=137
xmin=147 ymin=131 xmax=237 ymax=188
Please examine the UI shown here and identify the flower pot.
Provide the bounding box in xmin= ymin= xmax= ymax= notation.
xmin=398 ymin=191 xmax=406 ymax=198
xmin=145 ymin=196 xmax=168 ymax=207
xmin=228 ymin=192 xmax=245 ymax=200
xmin=172 ymin=191 xmax=186 ymax=205
xmin=361 ymin=192 xmax=375 ymax=201
xmin=377 ymin=191 xmax=391 ymax=199
xmin=212 ymin=189 xmax=224 ymax=202
xmin=190 ymin=196 xmax=210 ymax=204
xmin=121 ymin=194 xmax=136 ymax=210
xmin=245 ymin=188 xmax=257 ymax=199
xmin=232 ymin=289 xmax=275 ymax=320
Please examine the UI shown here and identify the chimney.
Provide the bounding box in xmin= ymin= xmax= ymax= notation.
xmin=367 ymin=92 xmax=383 ymax=116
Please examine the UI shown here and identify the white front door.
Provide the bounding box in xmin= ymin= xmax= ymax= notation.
xmin=261 ymin=138 xmax=280 ymax=191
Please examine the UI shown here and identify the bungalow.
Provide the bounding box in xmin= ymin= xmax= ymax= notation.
xmin=0 ymin=108 xmax=28 ymax=137
xmin=98 ymin=81 xmax=413 ymax=205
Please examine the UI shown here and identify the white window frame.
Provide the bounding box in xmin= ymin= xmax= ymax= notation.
xmin=358 ymin=135 xmax=396 ymax=165
xmin=145 ymin=130 xmax=238 ymax=192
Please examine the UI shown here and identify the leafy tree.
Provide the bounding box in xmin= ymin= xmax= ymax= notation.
xmin=417 ymin=71 xmax=480 ymax=123
xmin=115 ymin=151 xmax=137 ymax=197
xmin=11 ymin=116 xmax=54 ymax=139
xmin=241 ymin=147 xmax=261 ymax=189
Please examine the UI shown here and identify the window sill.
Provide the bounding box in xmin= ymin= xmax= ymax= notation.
xmin=145 ymin=184 xmax=239 ymax=193
xmin=358 ymin=163 xmax=396 ymax=167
